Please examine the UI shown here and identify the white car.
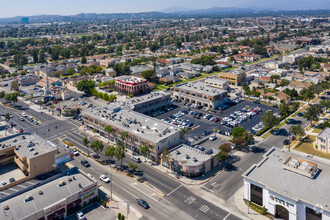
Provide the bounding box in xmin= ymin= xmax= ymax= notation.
xmin=73 ymin=149 xmax=79 ymax=156
xmin=209 ymin=135 xmax=217 ymax=141
xmin=21 ymin=112 xmax=27 ymax=117
xmin=100 ymin=175 xmax=110 ymax=183
xmin=76 ymin=211 xmax=86 ymax=220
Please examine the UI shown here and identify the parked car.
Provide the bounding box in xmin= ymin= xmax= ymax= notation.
xmin=283 ymin=139 xmax=290 ymax=145
xmin=224 ymin=163 xmax=233 ymax=171
xmin=73 ymin=149 xmax=79 ymax=156
xmin=249 ymin=145 xmax=257 ymax=152
xmin=21 ymin=112 xmax=27 ymax=117
xmin=81 ymin=159 xmax=90 ymax=167
xmin=131 ymin=156 xmax=141 ymax=163
xmin=209 ymin=135 xmax=217 ymax=141
xmin=136 ymin=199 xmax=150 ymax=209
xmin=197 ymin=146 xmax=205 ymax=151
xmin=100 ymin=175 xmax=110 ymax=183
xmin=20 ymin=117 xmax=25 ymax=121
xmin=76 ymin=211 xmax=86 ymax=220
xmin=297 ymin=112 xmax=304 ymax=117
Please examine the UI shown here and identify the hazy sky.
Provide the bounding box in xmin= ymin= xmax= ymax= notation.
xmin=1 ymin=0 xmax=329 ymax=18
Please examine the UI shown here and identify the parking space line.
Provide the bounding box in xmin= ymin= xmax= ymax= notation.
xmin=8 ymin=188 xmax=19 ymax=192
xmin=0 ymin=192 xmax=10 ymax=195
xmin=223 ymin=213 xmax=231 ymax=220
xmin=16 ymin=185 xmax=27 ymax=188
xmin=201 ymin=186 xmax=214 ymax=193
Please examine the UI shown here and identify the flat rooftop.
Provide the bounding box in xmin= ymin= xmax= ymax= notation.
xmin=0 ymin=132 xmax=57 ymax=159
xmin=205 ymin=77 xmax=229 ymax=84
xmin=169 ymin=144 xmax=218 ymax=166
xmin=1 ymin=172 xmax=94 ymax=220
xmin=116 ymin=76 xmax=147 ymax=83
xmin=83 ymin=107 xmax=180 ymax=143
xmin=175 ymin=81 xmax=227 ymax=97
xmin=243 ymin=147 xmax=330 ymax=213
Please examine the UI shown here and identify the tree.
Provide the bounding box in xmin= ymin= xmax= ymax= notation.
xmin=115 ymin=143 xmax=126 ymax=167
xmin=300 ymin=88 xmax=315 ymax=103
xmin=252 ymin=44 xmax=267 ymax=56
xmin=232 ymin=127 xmax=245 ymax=138
xmin=139 ymin=144 xmax=150 ymax=162
xmin=261 ymin=110 xmax=279 ymax=129
xmin=10 ymin=81 xmax=19 ymax=91
xmin=76 ymin=80 xmax=95 ymax=95
xmin=128 ymin=162 xmax=138 ymax=172
xmin=32 ymin=48 xmax=39 ymax=63
xmin=242 ymin=131 xmax=254 ymax=144
xmin=290 ymin=125 xmax=305 ymax=137
xmin=83 ymin=137 xmax=90 ymax=156
xmin=81 ymin=56 xmax=87 ymax=64
xmin=161 ymin=146 xmax=171 ymax=171
xmin=90 ymin=140 xmax=104 ymax=158
xmin=4 ymin=113 xmax=10 ymax=136
xmin=141 ymin=70 xmax=154 ymax=81
xmin=217 ymin=151 xmax=229 ymax=162
xmin=279 ymin=102 xmax=290 ymax=117
xmin=39 ymin=49 xmax=45 ymax=62
xmin=303 ymin=104 xmax=322 ymax=125
xmin=37 ymin=100 xmax=43 ymax=109
xmin=219 ymin=143 xmax=232 ymax=152
xmin=179 ymin=128 xmax=188 ymax=139
xmin=0 ymin=91 xmax=5 ymax=101
xmin=231 ymin=136 xmax=245 ymax=148
xmin=105 ymin=145 xmax=116 ymax=167
xmin=104 ymin=125 xmax=114 ymax=143
xmin=120 ymin=131 xmax=129 ymax=149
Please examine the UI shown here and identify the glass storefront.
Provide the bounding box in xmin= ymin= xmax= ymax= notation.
xmin=250 ymin=184 xmax=263 ymax=206
xmin=306 ymin=207 xmax=322 ymax=220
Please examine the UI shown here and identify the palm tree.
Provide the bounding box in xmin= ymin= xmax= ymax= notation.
xmin=4 ymin=113 xmax=10 ymax=136
xmin=180 ymin=128 xmax=188 ymax=141
xmin=82 ymin=137 xmax=90 ymax=156
xmin=104 ymin=125 xmax=113 ymax=143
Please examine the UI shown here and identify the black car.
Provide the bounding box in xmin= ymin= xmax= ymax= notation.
xmin=297 ymin=112 xmax=304 ymax=117
xmin=137 ymin=199 xmax=150 ymax=209
xmin=283 ymin=139 xmax=290 ymax=145
xmin=224 ymin=163 xmax=233 ymax=171
xmin=81 ymin=159 xmax=91 ymax=167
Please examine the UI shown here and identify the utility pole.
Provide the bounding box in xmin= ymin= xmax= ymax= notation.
xmin=111 ymin=173 xmax=112 ymax=199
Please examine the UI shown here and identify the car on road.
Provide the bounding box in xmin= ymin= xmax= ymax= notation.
xmin=76 ymin=211 xmax=86 ymax=220
xmin=136 ymin=199 xmax=150 ymax=209
xmin=224 ymin=163 xmax=233 ymax=171
xmin=100 ymin=175 xmax=110 ymax=183
xmin=287 ymin=118 xmax=295 ymax=124
xmin=283 ymin=139 xmax=290 ymax=145
xmin=81 ymin=159 xmax=91 ymax=167
xmin=9 ymin=114 xmax=13 ymax=118
xmin=249 ymin=145 xmax=257 ymax=152
xmin=209 ymin=135 xmax=217 ymax=141
xmin=21 ymin=112 xmax=27 ymax=117
xmin=73 ymin=149 xmax=79 ymax=156
xmin=9 ymin=178 xmax=15 ymax=183
xmin=3 ymin=84 xmax=8 ymax=87
xmin=1 ymin=181 xmax=7 ymax=186
xmin=272 ymin=129 xmax=280 ymax=135
xmin=131 ymin=156 xmax=141 ymax=163
xmin=19 ymin=129 xmax=24 ymax=133
xmin=20 ymin=117 xmax=25 ymax=121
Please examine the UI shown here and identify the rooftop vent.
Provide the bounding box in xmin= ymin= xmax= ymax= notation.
xmin=24 ymin=195 xmax=33 ymax=202
xmin=73 ymin=176 xmax=76 ymax=180
xmin=38 ymin=190 xmax=43 ymax=195
xmin=185 ymin=154 xmax=190 ymax=159
xmin=58 ymin=180 xmax=66 ymax=187
xmin=33 ymin=152 xmax=38 ymax=155
xmin=3 ymin=205 xmax=9 ymax=210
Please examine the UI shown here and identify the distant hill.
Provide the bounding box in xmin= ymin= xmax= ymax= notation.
xmin=161 ymin=6 xmax=255 ymax=14
xmin=161 ymin=7 xmax=193 ymax=13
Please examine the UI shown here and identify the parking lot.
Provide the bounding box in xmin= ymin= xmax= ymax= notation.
xmin=152 ymin=99 xmax=279 ymax=144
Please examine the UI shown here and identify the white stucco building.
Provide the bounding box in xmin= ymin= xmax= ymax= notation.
xmin=243 ymin=147 xmax=330 ymax=220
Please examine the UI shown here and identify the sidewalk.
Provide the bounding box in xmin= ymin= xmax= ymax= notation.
xmin=233 ymin=186 xmax=269 ymax=220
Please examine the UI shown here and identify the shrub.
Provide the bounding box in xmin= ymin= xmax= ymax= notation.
xmin=315 ymin=144 xmax=318 ymax=149
xmin=118 ymin=213 xmax=122 ymax=219
xmin=121 ymin=215 xmax=125 ymax=220
xmin=102 ymin=201 xmax=106 ymax=207
xmin=126 ymin=173 xmax=134 ymax=178
xmin=83 ymin=201 xmax=87 ymax=207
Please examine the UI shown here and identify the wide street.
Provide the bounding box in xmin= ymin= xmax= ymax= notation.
xmin=0 ymin=99 xmax=243 ymax=220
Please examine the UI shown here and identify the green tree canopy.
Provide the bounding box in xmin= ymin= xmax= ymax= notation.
xmin=76 ymin=80 xmax=95 ymax=95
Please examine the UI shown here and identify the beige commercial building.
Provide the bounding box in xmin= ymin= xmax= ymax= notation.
xmin=218 ymin=70 xmax=246 ymax=86
xmin=0 ymin=133 xmax=58 ymax=189
xmin=205 ymin=77 xmax=230 ymax=90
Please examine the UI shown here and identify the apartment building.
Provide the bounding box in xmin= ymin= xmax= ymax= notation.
xmin=172 ymin=81 xmax=228 ymax=109
xmin=317 ymin=128 xmax=330 ymax=153
xmin=243 ymin=147 xmax=330 ymax=220
xmin=115 ymin=76 xmax=150 ymax=96
xmin=218 ymin=70 xmax=246 ymax=86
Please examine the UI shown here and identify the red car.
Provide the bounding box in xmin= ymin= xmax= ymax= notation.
xmin=19 ymin=129 xmax=24 ymax=133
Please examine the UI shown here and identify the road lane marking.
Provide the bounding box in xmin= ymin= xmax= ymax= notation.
xmin=199 ymin=205 xmax=209 ymax=213
xmin=167 ymin=184 xmax=182 ymax=197
xmin=201 ymin=186 xmax=214 ymax=193
xmin=129 ymin=183 xmax=158 ymax=202
xmin=223 ymin=213 xmax=231 ymax=220
xmin=184 ymin=196 xmax=196 ymax=204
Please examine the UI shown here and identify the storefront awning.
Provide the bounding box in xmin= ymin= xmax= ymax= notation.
xmin=47 ymin=208 xmax=65 ymax=220
xmin=67 ymin=198 xmax=82 ymax=210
